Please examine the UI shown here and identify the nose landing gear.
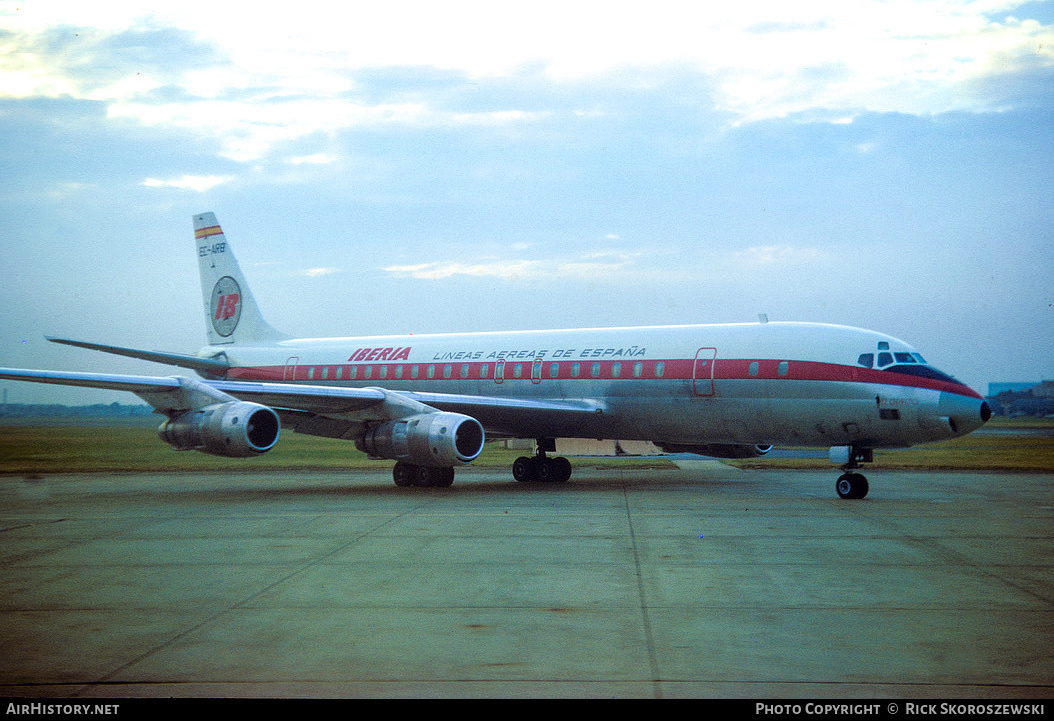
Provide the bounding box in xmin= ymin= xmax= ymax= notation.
xmin=835 ymin=471 xmax=869 ymax=499
xmin=829 ymin=445 xmax=873 ymax=499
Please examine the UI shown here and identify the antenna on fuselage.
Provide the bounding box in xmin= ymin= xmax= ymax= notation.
xmin=758 ymin=313 xmax=769 ymax=324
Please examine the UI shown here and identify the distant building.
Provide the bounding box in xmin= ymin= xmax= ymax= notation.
xmin=986 ymin=380 xmax=1054 ymax=417
xmin=987 ymin=382 xmax=1037 ymax=397
xmin=1033 ymin=381 xmax=1054 ymax=399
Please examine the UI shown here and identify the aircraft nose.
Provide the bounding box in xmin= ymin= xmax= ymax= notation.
xmin=938 ymin=391 xmax=992 ymax=436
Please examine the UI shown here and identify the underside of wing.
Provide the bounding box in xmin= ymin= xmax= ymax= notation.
xmin=0 ymin=368 xmax=602 ymax=441
xmin=390 ymin=390 xmax=606 ymax=439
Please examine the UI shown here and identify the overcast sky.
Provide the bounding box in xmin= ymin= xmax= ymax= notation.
xmin=1 ymin=0 xmax=1052 ymax=404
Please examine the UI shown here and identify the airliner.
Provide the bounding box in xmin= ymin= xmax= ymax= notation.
xmin=0 ymin=212 xmax=992 ymax=499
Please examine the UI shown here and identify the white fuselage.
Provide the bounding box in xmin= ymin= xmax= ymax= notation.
xmin=205 ymin=321 xmax=988 ymax=450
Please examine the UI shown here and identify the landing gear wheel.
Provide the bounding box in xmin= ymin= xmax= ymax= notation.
xmin=545 ymin=456 xmax=572 ymax=483
xmin=513 ymin=455 xmax=572 ymax=483
xmin=393 ymin=463 xmax=456 ymax=488
xmin=434 ymin=467 xmax=455 ymax=488
xmin=836 ymin=472 xmax=869 ymax=500
xmin=393 ymin=462 xmax=415 ymax=487
xmin=513 ymin=456 xmax=536 ymax=482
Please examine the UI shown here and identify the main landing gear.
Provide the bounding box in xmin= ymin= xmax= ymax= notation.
xmin=512 ymin=439 xmax=573 ymax=483
xmin=513 ymin=454 xmax=573 ymax=483
xmin=392 ymin=462 xmax=455 ymax=488
xmin=830 ymin=446 xmax=872 ymax=499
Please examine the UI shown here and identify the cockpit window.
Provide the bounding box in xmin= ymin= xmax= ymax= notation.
xmin=887 ymin=364 xmax=963 ymax=386
xmin=860 ymin=344 xmax=959 ymax=386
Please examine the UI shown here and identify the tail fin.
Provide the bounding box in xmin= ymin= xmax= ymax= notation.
xmin=193 ymin=212 xmax=288 ymax=345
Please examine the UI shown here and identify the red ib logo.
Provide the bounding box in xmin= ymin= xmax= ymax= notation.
xmin=210 ymin=276 xmax=242 ymax=337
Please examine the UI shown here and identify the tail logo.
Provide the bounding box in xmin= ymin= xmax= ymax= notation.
xmin=210 ymin=276 xmax=242 ymax=337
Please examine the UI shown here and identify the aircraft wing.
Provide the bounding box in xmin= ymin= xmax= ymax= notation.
xmin=391 ymin=390 xmax=604 ymax=438
xmin=45 ymin=337 xmax=230 ymax=375
xmin=0 ymin=368 xmax=603 ymax=438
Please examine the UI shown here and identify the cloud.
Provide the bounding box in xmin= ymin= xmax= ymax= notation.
xmin=383 ymin=248 xmax=646 ymax=282
xmin=287 ymin=153 xmax=339 ymax=166
xmin=3 ymin=1 xmax=1051 ymax=165
xmin=731 ymin=244 xmax=827 ymax=266
xmin=141 ymin=174 xmax=230 ymax=191
xmin=383 ymin=259 xmax=542 ymax=281
xmin=301 ymin=267 xmax=341 ymax=277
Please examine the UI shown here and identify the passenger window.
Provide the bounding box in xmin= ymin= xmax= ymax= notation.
xmin=857 ymin=354 xmax=874 ymax=369
xmin=611 ymin=362 xmax=621 ymax=378
xmin=460 ymin=364 xmax=469 ymax=379
xmin=591 ymin=362 xmax=601 ymax=378
xmin=427 ymin=365 xmax=435 ymax=379
xmin=443 ymin=364 xmax=452 ymax=379
xmin=550 ymin=363 xmax=560 ymax=378
xmin=379 ymin=365 xmax=388 ymax=379
xmin=654 ymin=362 xmax=665 ymax=378
xmin=633 ymin=362 xmax=643 ymax=378
xmin=395 ymin=365 xmax=403 ymax=379
xmin=778 ymin=361 xmax=789 ymax=377
xmin=749 ymin=361 xmax=759 ymax=376
xmin=349 ymin=366 xmax=358 ymax=379
xmin=571 ymin=362 xmax=581 ymax=378
xmin=480 ymin=364 xmax=489 ymax=378
xmin=410 ymin=365 xmax=419 ymax=379
xmin=513 ymin=363 xmax=523 ymax=378
xmin=364 ymin=366 xmax=372 ymax=379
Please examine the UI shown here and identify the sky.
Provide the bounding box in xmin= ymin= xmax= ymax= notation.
xmin=1 ymin=0 xmax=1052 ymax=405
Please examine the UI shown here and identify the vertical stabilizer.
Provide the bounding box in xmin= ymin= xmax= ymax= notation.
xmin=193 ymin=212 xmax=288 ymax=345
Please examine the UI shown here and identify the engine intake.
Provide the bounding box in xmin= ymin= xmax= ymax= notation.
xmin=158 ymin=401 xmax=280 ymax=457
xmin=358 ymin=412 xmax=485 ymax=467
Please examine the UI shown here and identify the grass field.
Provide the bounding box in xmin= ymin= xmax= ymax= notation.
xmin=0 ymin=416 xmax=1051 ymax=475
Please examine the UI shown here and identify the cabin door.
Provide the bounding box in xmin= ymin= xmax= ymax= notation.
xmin=284 ymin=357 xmax=299 ymax=382
xmin=693 ymin=347 xmax=717 ymax=396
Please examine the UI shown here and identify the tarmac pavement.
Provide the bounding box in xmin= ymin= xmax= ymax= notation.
xmin=0 ymin=462 xmax=1051 ymax=698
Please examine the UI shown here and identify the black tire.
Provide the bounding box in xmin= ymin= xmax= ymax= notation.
xmin=393 ymin=462 xmax=415 ymax=487
xmin=434 ymin=467 xmax=455 ymax=488
xmin=414 ymin=465 xmax=438 ymax=487
xmin=835 ymin=472 xmax=869 ymax=499
xmin=551 ymin=456 xmax=572 ymax=483
xmin=512 ymin=456 xmax=536 ymax=482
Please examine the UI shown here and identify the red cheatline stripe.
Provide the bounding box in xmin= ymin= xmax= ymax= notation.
xmin=224 ymin=358 xmax=981 ymax=398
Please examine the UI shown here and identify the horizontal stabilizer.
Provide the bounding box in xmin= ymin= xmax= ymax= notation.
xmin=47 ymin=337 xmax=229 ymax=375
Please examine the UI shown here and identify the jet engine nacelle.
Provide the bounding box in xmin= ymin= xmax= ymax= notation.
xmin=657 ymin=442 xmax=774 ymax=459
xmin=358 ymin=412 xmax=485 ymax=467
xmin=158 ymin=401 xmax=280 ymax=457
